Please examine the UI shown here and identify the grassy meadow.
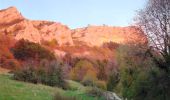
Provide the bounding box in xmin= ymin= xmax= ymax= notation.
xmin=0 ymin=74 xmax=104 ymax=100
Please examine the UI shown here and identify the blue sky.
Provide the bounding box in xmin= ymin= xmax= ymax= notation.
xmin=0 ymin=0 xmax=147 ymax=29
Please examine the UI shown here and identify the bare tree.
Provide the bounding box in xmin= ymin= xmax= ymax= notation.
xmin=135 ymin=0 xmax=170 ymax=72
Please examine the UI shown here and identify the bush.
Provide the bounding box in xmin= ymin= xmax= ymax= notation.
xmin=42 ymin=39 xmax=59 ymax=49
xmin=102 ymin=41 xmax=119 ymax=50
xmin=54 ymin=93 xmax=77 ymax=100
xmin=70 ymin=60 xmax=97 ymax=82
xmin=113 ymin=44 xmax=170 ymax=100
xmin=0 ymin=34 xmax=20 ymax=69
xmin=86 ymin=87 xmax=103 ymax=97
xmin=107 ymin=72 xmax=120 ymax=91
xmin=45 ymin=61 xmax=68 ymax=89
xmin=12 ymin=39 xmax=55 ymax=61
xmin=13 ymin=60 xmax=67 ymax=89
xmin=81 ymin=70 xmax=97 ymax=86
xmin=95 ymin=81 xmax=107 ymax=90
xmin=96 ymin=60 xmax=108 ymax=81
xmin=0 ymin=58 xmax=20 ymax=69
xmin=14 ymin=66 xmax=38 ymax=83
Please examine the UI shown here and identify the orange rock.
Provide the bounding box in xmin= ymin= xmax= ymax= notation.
xmin=0 ymin=7 xmax=147 ymax=47
xmin=0 ymin=7 xmax=74 ymax=45
xmin=72 ymin=25 xmax=147 ymax=46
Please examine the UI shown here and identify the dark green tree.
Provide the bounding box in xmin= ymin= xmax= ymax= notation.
xmin=12 ymin=39 xmax=55 ymax=61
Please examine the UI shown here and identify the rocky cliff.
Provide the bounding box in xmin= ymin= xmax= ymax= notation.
xmin=0 ymin=7 xmax=147 ymax=47
xmin=72 ymin=25 xmax=147 ymax=46
xmin=0 ymin=7 xmax=73 ymax=46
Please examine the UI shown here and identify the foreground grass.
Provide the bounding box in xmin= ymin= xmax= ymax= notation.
xmin=0 ymin=74 xmax=104 ymax=100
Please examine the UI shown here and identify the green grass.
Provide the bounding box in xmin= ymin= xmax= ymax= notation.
xmin=64 ymin=80 xmax=104 ymax=100
xmin=0 ymin=75 xmax=105 ymax=100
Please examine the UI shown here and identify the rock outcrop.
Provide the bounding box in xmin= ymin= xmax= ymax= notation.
xmin=72 ymin=25 xmax=147 ymax=46
xmin=0 ymin=7 xmax=147 ymax=47
xmin=0 ymin=7 xmax=74 ymax=46
xmin=0 ymin=7 xmax=23 ymax=27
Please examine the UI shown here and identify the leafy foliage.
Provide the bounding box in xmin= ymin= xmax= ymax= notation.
xmin=0 ymin=34 xmax=20 ymax=69
xmin=113 ymin=44 xmax=170 ymax=100
xmin=13 ymin=60 xmax=67 ymax=89
xmin=102 ymin=41 xmax=119 ymax=50
xmin=96 ymin=60 xmax=108 ymax=81
xmin=42 ymin=39 xmax=59 ymax=49
xmin=12 ymin=39 xmax=55 ymax=61
xmin=86 ymin=87 xmax=103 ymax=97
xmin=107 ymin=72 xmax=119 ymax=91
xmin=70 ymin=60 xmax=97 ymax=82
xmin=81 ymin=69 xmax=97 ymax=86
xmin=95 ymin=80 xmax=107 ymax=90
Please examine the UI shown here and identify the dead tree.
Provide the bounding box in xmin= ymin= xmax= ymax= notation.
xmin=135 ymin=0 xmax=170 ymax=72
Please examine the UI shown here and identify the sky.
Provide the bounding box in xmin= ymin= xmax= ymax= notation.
xmin=0 ymin=0 xmax=147 ymax=29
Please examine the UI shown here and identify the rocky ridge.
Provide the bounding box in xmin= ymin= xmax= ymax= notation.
xmin=0 ymin=7 xmax=73 ymax=46
xmin=0 ymin=7 xmax=147 ymax=47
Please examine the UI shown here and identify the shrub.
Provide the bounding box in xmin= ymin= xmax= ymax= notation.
xmin=81 ymin=70 xmax=97 ymax=86
xmin=11 ymin=39 xmax=55 ymax=61
xmin=70 ymin=60 xmax=97 ymax=82
xmin=0 ymin=34 xmax=19 ymax=69
xmin=86 ymin=87 xmax=103 ymax=97
xmin=96 ymin=60 xmax=108 ymax=81
xmin=45 ymin=61 xmax=68 ymax=89
xmin=107 ymin=72 xmax=120 ymax=91
xmin=113 ymin=44 xmax=170 ymax=100
xmin=13 ymin=60 xmax=67 ymax=88
xmin=14 ymin=67 xmax=37 ymax=83
xmin=102 ymin=41 xmax=119 ymax=50
xmin=95 ymin=80 xmax=107 ymax=90
xmin=42 ymin=39 xmax=59 ymax=49
xmin=4 ymin=59 xmax=20 ymax=69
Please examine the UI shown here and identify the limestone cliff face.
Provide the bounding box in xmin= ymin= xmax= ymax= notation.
xmin=31 ymin=21 xmax=73 ymax=45
xmin=0 ymin=7 xmax=74 ymax=46
xmin=0 ymin=7 xmax=23 ymax=26
xmin=0 ymin=7 xmax=147 ymax=48
xmin=72 ymin=25 xmax=147 ymax=46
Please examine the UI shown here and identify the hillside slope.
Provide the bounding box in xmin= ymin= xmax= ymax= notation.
xmin=0 ymin=74 xmax=104 ymax=100
xmin=0 ymin=7 xmax=147 ymax=60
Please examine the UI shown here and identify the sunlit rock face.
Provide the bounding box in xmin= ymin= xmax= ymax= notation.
xmin=72 ymin=25 xmax=147 ymax=46
xmin=0 ymin=7 xmax=147 ymax=47
xmin=31 ymin=21 xmax=74 ymax=46
xmin=0 ymin=7 xmax=24 ymax=26
xmin=0 ymin=7 xmax=74 ymax=45
xmin=0 ymin=7 xmax=148 ymax=60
